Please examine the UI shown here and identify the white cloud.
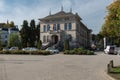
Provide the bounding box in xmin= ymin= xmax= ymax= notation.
xmin=72 ymin=0 xmax=113 ymax=33
xmin=62 ymin=0 xmax=72 ymax=9
xmin=0 ymin=0 xmax=5 ymax=11
xmin=0 ymin=0 xmax=113 ymax=33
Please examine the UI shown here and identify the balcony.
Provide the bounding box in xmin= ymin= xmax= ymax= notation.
xmin=49 ymin=30 xmax=63 ymax=34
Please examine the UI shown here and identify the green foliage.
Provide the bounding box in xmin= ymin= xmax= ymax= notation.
xmin=100 ymin=0 xmax=120 ymax=46
xmin=64 ymin=48 xmax=94 ymax=55
xmin=29 ymin=19 xmax=36 ymax=47
xmin=0 ymin=50 xmax=51 ymax=55
xmin=20 ymin=20 xmax=40 ymax=48
xmin=20 ymin=20 xmax=30 ymax=47
xmin=36 ymin=23 xmax=40 ymax=41
xmin=110 ymin=67 xmax=120 ymax=73
xmin=0 ymin=31 xmax=3 ymax=49
xmin=64 ymin=39 xmax=70 ymax=50
xmin=4 ymin=21 xmax=16 ymax=28
xmin=9 ymin=21 xmax=15 ymax=27
xmin=37 ymin=40 xmax=42 ymax=49
xmin=92 ymin=34 xmax=104 ymax=49
xmin=8 ymin=33 xmax=21 ymax=48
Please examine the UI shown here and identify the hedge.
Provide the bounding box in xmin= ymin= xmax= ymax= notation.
xmin=64 ymin=48 xmax=94 ymax=55
xmin=0 ymin=50 xmax=51 ymax=55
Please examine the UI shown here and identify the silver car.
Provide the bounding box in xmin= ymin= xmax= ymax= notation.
xmin=46 ymin=47 xmax=59 ymax=54
xmin=9 ymin=47 xmax=19 ymax=51
xmin=22 ymin=47 xmax=39 ymax=51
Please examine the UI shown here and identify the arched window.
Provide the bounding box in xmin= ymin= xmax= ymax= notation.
xmin=43 ymin=36 xmax=46 ymax=42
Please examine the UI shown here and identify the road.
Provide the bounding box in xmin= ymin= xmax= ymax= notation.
xmin=0 ymin=52 xmax=119 ymax=80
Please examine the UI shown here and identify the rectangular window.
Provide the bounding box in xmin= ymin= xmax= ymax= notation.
xmin=53 ymin=24 xmax=57 ymax=31
xmin=43 ymin=25 xmax=46 ymax=32
xmin=64 ymin=23 xmax=67 ymax=30
xmin=47 ymin=25 xmax=50 ymax=31
xmin=5 ymin=35 xmax=7 ymax=38
xmin=57 ymin=24 xmax=60 ymax=30
xmin=69 ymin=23 xmax=72 ymax=30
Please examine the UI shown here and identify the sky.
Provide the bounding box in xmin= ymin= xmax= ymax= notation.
xmin=0 ymin=0 xmax=113 ymax=34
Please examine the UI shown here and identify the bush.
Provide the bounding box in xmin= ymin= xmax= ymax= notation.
xmin=0 ymin=50 xmax=51 ymax=55
xmin=64 ymin=39 xmax=70 ymax=50
xmin=87 ymin=50 xmax=94 ymax=55
xmin=69 ymin=50 xmax=75 ymax=55
xmin=63 ymin=48 xmax=94 ymax=55
xmin=64 ymin=50 xmax=70 ymax=54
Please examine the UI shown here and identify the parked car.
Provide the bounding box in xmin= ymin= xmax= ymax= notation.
xmin=104 ymin=45 xmax=117 ymax=54
xmin=9 ymin=47 xmax=19 ymax=51
xmin=46 ymin=47 xmax=59 ymax=54
xmin=22 ymin=47 xmax=39 ymax=51
xmin=2 ymin=47 xmax=9 ymax=51
xmin=117 ymin=49 xmax=120 ymax=55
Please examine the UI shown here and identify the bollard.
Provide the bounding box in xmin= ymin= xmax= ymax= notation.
xmin=110 ymin=60 xmax=114 ymax=68
xmin=107 ymin=64 xmax=111 ymax=73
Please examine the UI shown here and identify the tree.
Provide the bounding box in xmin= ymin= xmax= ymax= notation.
xmin=36 ymin=23 xmax=40 ymax=41
xmin=64 ymin=39 xmax=70 ymax=50
xmin=8 ymin=33 xmax=21 ymax=48
xmin=0 ymin=31 xmax=3 ymax=49
xmin=4 ymin=21 xmax=16 ymax=28
xmin=20 ymin=20 xmax=30 ymax=47
xmin=9 ymin=21 xmax=15 ymax=27
xmin=100 ymin=0 xmax=120 ymax=46
xmin=37 ymin=40 xmax=42 ymax=49
xmin=29 ymin=19 xmax=36 ymax=47
xmin=92 ymin=34 xmax=104 ymax=49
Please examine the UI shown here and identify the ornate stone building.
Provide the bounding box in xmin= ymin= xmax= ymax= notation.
xmin=39 ymin=9 xmax=92 ymax=49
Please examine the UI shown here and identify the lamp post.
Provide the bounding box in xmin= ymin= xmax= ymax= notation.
xmin=103 ymin=37 xmax=106 ymax=49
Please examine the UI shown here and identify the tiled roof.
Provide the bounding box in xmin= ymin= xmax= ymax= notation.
xmin=39 ymin=11 xmax=82 ymax=20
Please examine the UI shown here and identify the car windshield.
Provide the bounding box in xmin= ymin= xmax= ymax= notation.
xmin=110 ymin=47 xmax=114 ymax=50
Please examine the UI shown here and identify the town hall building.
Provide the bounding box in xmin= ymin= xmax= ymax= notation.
xmin=39 ymin=8 xmax=92 ymax=49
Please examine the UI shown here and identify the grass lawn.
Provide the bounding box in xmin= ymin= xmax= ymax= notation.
xmin=109 ymin=67 xmax=120 ymax=80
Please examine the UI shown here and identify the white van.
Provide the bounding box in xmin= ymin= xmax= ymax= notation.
xmin=104 ymin=45 xmax=117 ymax=54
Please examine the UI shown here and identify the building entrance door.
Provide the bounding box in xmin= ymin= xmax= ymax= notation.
xmin=51 ymin=35 xmax=58 ymax=44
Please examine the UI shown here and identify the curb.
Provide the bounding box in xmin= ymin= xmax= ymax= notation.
xmin=103 ymin=70 xmax=116 ymax=80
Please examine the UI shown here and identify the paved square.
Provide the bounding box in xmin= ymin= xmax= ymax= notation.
xmin=0 ymin=52 xmax=120 ymax=80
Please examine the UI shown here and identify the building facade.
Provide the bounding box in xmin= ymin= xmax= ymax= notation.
xmin=39 ymin=10 xmax=92 ymax=49
xmin=0 ymin=23 xmax=19 ymax=46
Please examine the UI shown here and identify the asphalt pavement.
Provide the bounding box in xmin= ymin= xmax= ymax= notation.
xmin=0 ymin=52 xmax=119 ymax=80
